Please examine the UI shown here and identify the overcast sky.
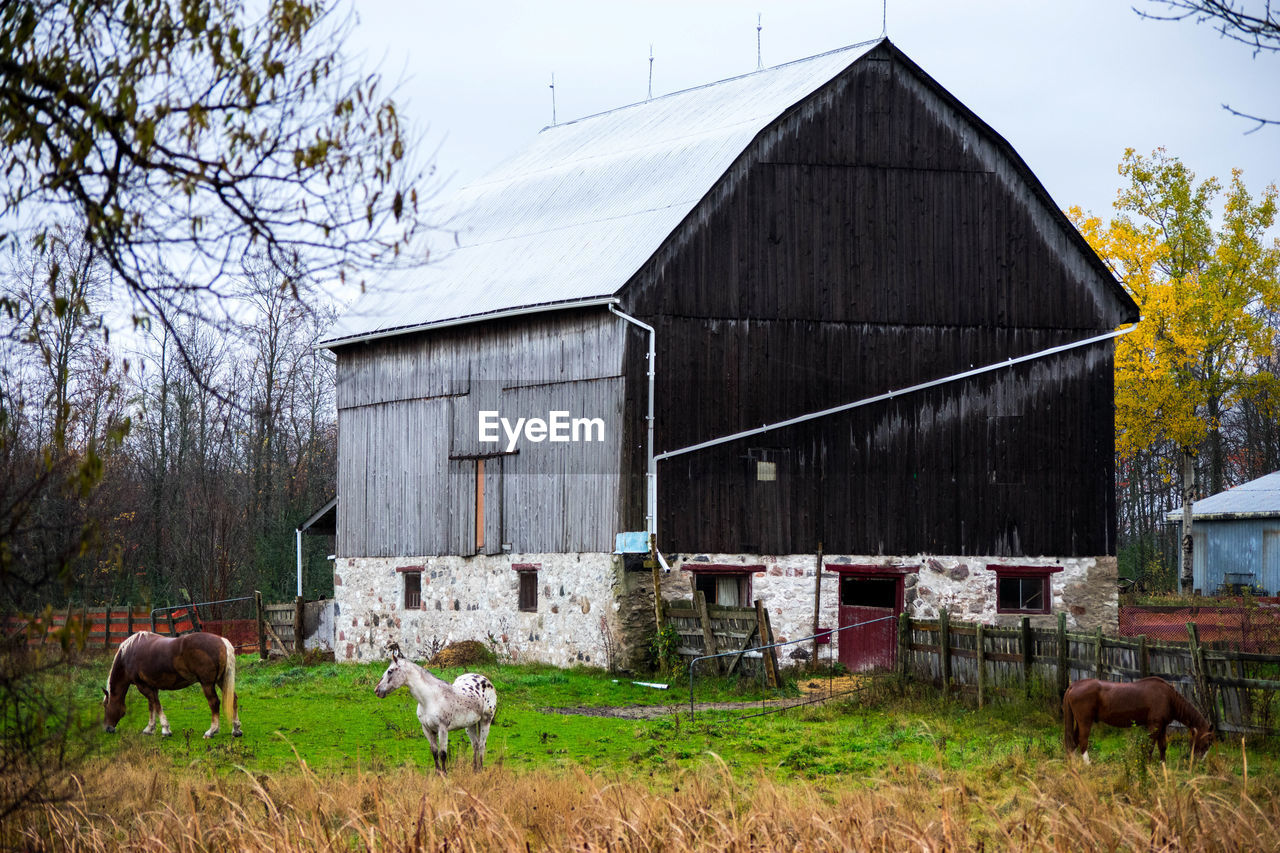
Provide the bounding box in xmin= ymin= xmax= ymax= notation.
xmin=346 ymin=0 xmax=1278 ymax=245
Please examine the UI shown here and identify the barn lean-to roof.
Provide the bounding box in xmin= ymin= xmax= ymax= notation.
xmin=323 ymin=38 xmax=1135 ymax=347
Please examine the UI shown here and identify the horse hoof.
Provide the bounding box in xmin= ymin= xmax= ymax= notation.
xmin=233 ymin=730 xmax=243 ymax=738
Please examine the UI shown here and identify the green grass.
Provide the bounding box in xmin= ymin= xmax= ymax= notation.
xmin=62 ymin=653 xmax=1280 ymax=783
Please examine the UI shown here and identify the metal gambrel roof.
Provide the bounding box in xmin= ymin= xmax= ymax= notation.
xmin=1167 ymin=470 xmax=1280 ymax=521
xmin=322 ymin=40 xmax=881 ymax=346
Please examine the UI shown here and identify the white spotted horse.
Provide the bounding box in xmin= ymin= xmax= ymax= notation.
xmin=374 ymin=642 xmax=497 ymax=772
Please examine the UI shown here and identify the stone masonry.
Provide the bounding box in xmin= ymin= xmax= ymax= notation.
xmin=334 ymin=550 xmax=1117 ymax=668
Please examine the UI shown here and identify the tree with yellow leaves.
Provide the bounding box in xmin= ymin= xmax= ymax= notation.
xmin=1070 ymin=148 xmax=1280 ymax=592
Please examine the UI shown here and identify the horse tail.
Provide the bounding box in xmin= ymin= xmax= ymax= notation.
xmin=220 ymin=636 xmax=237 ymax=725
xmin=1062 ymin=691 xmax=1078 ymax=753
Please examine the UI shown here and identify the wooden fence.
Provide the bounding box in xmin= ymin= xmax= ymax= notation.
xmin=902 ymin=611 xmax=1280 ymax=735
xmin=664 ymin=594 xmax=782 ymax=685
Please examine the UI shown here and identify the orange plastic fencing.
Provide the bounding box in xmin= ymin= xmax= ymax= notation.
xmin=1120 ymin=602 xmax=1280 ymax=653
xmin=3 ymin=606 xmax=259 ymax=652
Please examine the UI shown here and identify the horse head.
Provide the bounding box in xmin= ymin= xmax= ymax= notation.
xmin=1192 ymin=725 xmax=1215 ymax=758
xmin=375 ymin=645 xmax=409 ymax=698
xmin=102 ymin=686 xmax=124 ymax=733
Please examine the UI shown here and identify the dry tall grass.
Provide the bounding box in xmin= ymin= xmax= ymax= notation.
xmin=9 ymin=754 xmax=1279 ymax=851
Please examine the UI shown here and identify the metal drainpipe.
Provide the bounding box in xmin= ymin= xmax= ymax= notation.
xmin=607 ymin=303 xmax=661 ymax=560
xmin=296 ymin=529 xmax=303 ymax=597
xmin=653 ymin=325 xmax=1138 ymax=463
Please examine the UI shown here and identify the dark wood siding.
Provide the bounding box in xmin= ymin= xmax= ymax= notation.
xmin=619 ymin=47 xmax=1133 ymax=557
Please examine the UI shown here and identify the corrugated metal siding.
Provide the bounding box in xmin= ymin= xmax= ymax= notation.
xmin=336 ymin=312 xmax=626 ymax=557
xmin=1194 ymin=519 xmax=1280 ymax=596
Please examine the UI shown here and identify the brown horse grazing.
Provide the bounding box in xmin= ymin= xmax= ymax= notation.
xmin=1063 ymin=677 xmax=1212 ymax=764
xmin=102 ymin=631 xmax=242 ymax=738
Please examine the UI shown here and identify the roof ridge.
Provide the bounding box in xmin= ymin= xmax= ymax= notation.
xmin=541 ymin=37 xmax=885 ymax=132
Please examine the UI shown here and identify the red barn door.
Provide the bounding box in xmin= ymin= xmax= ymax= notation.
xmin=836 ymin=571 xmax=903 ymax=672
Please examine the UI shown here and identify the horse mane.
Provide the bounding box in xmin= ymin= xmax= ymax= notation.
xmin=1168 ymin=685 xmax=1210 ymax=731
xmin=105 ymin=631 xmax=147 ymax=691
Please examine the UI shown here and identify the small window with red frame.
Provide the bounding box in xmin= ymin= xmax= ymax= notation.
xmin=990 ymin=564 xmax=1062 ymax=615
xmin=515 ymin=563 xmax=539 ymax=612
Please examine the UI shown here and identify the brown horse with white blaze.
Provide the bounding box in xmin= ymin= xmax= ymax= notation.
xmin=1063 ymin=676 xmax=1212 ymax=764
xmin=102 ymin=631 xmax=242 ymax=738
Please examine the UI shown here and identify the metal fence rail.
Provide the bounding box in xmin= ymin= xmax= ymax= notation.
xmin=687 ymin=615 xmax=895 ymax=724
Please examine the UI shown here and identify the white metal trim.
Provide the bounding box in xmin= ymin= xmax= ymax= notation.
xmin=321 ymin=296 xmax=619 ymax=350
xmin=655 ymin=325 xmax=1138 ymax=462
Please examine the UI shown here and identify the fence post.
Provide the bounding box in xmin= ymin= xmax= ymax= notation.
xmin=810 ymin=545 xmax=823 ymax=667
xmin=754 ymin=599 xmax=779 ymax=689
xmin=1186 ymin=622 xmax=1218 ymax=732
xmin=897 ymin=612 xmax=910 ymax=684
xmin=693 ymin=590 xmax=720 ymax=673
xmin=1020 ymin=616 xmax=1033 ymax=697
xmin=294 ymin=595 xmax=305 ymax=655
xmin=976 ymin=621 xmax=986 ymax=709
xmin=256 ymin=591 xmax=267 ymax=661
xmin=1138 ymin=634 xmax=1149 ymax=678
xmin=1094 ymin=626 xmax=1104 ymax=680
xmin=939 ymin=608 xmax=951 ymax=701
xmin=149 ymin=606 xmax=156 ymax=634
xmin=127 ymin=603 xmax=133 ymax=638
xmin=1056 ymin=612 xmax=1069 ymax=699
xmin=762 ymin=606 xmax=781 ymax=688
xmin=102 ymin=605 xmax=111 ymax=648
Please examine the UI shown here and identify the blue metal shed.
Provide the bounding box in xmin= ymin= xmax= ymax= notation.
xmin=1167 ymin=471 xmax=1280 ymax=596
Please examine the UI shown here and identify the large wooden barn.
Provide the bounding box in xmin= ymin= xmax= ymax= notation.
xmin=322 ymin=38 xmax=1139 ymax=670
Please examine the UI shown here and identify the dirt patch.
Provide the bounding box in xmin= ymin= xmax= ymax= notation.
xmin=543 ymin=674 xmax=866 ymax=720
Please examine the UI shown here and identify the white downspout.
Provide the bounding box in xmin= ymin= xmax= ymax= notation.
xmin=607 ymin=304 xmax=668 ymax=569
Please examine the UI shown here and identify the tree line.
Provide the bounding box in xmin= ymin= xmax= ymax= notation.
xmin=1 ymin=236 xmax=340 ymax=610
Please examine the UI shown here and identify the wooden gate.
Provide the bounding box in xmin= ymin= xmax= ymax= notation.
xmin=836 ymin=570 xmax=904 ymax=671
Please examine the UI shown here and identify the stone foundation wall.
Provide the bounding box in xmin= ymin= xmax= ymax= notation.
xmin=333 ymin=551 xmax=1117 ymax=667
xmin=665 ymin=553 xmax=1118 ymax=642
xmin=333 ymin=553 xmax=628 ymax=667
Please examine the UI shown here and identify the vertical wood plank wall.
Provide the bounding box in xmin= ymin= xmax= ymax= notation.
xmin=618 ymin=49 xmax=1133 ymax=557
xmin=336 ymin=311 xmax=626 ymax=557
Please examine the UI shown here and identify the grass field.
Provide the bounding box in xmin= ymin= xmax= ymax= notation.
xmin=9 ymin=651 xmax=1280 ymax=850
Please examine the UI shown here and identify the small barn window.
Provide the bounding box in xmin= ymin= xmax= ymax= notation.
xmin=403 ymin=571 xmax=422 ymax=609
xmin=688 ymin=565 xmax=761 ymax=608
xmin=514 ymin=563 xmax=539 ymax=612
xmin=989 ymin=564 xmax=1062 ymax=615
xmin=747 ymin=448 xmax=784 ymax=483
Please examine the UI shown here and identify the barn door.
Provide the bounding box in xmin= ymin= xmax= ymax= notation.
xmin=837 ymin=573 xmax=902 ymax=671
